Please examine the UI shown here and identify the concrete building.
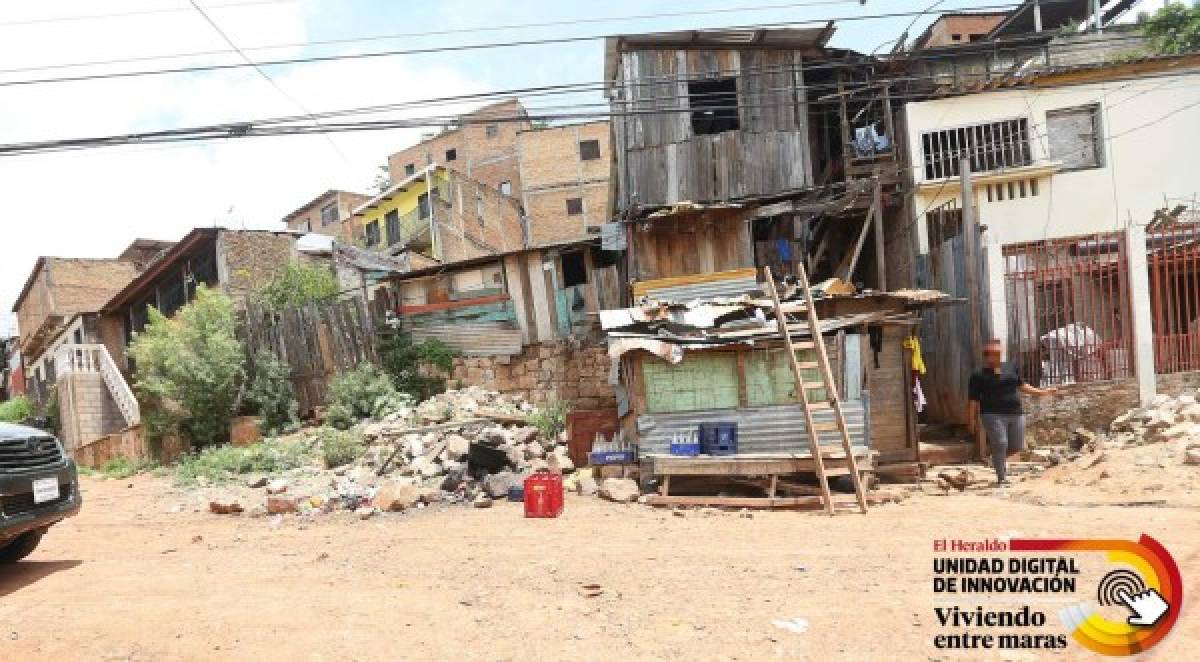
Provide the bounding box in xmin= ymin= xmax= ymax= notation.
xmin=911 ymin=12 xmax=1008 ymax=50
xmin=281 ymin=189 xmax=373 ymax=240
xmin=386 ymin=99 xmax=530 ymax=200
xmin=517 ymin=121 xmax=611 ymax=246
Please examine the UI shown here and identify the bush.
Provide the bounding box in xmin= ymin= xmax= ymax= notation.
xmin=174 ymin=438 xmax=311 ymax=486
xmin=99 ymin=457 xmax=157 ymax=479
xmin=254 ymin=261 xmax=339 ymax=311
xmin=315 ymin=426 xmax=363 ymax=469
xmin=0 ymin=396 xmax=33 ymax=423
xmin=245 ymin=350 xmax=298 ymax=435
xmin=1142 ymin=3 xmax=1200 ymax=55
xmin=527 ymin=400 xmax=571 ymax=440
xmin=129 ymin=287 xmax=246 ymax=448
xmin=325 ymin=364 xmax=411 ymax=429
xmin=378 ymin=332 xmax=458 ymax=400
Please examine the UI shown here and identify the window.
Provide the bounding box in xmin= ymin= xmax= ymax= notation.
xmin=987 ymin=178 xmax=1040 ymax=203
xmin=565 ymin=197 xmax=584 ymax=215
xmin=688 ymin=77 xmax=740 ymax=135
xmin=561 ymin=251 xmax=588 ymax=288
xmin=73 ymin=328 xmax=83 ymax=344
xmin=299 ymin=220 xmax=311 ymax=233
xmin=485 ymin=124 xmax=499 ymax=138
xmin=319 ymin=202 xmax=338 ymax=226
xmin=417 ymin=192 xmax=431 ymax=220
xmin=385 ymin=210 xmax=401 ymax=246
xmin=499 ymin=181 xmax=512 ymax=196
xmin=578 ymin=139 xmax=601 ymax=161
xmin=404 ymin=163 xmax=416 ymax=176
xmin=951 ymin=33 xmax=962 ymax=41
xmin=445 ymin=148 xmax=457 ymax=161
xmin=1047 ymin=104 xmax=1103 ymax=170
xmin=365 ymin=220 xmax=380 ymax=246
xmin=920 ymin=118 xmax=1032 ymax=179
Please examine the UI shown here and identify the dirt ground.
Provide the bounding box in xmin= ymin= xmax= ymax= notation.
xmin=1 ymin=475 xmax=1197 ymax=661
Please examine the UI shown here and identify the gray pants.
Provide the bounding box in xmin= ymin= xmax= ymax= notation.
xmin=981 ymin=413 xmax=1025 ymax=482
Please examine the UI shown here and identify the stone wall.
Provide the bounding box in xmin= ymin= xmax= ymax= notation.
xmin=443 ymin=342 xmax=615 ymax=410
xmin=1023 ymin=370 xmax=1200 ymax=445
xmin=216 ymin=230 xmax=301 ymax=304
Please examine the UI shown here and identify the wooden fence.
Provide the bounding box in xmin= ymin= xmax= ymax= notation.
xmin=241 ymin=298 xmax=379 ymax=416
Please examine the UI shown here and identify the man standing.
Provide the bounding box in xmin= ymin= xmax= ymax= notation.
xmin=967 ymin=339 xmax=1057 ymax=485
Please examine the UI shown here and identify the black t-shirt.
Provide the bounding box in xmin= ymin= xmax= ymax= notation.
xmin=967 ymin=364 xmax=1025 ymax=415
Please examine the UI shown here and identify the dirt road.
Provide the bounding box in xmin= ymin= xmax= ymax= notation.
xmin=1 ymin=475 xmax=1197 ymax=661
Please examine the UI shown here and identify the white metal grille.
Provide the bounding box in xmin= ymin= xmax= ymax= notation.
xmin=921 ymin=118 xmax=1032 ymax=180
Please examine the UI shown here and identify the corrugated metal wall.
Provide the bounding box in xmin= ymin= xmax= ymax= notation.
xmin=642 ymin=275 xmax=759 ymax=302
xmin=637 ymin=400 xmax=868 ymax=458
xmin=406 ymin=322 xmax=522 ymax=357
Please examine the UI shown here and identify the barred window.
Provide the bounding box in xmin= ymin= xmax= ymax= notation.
xmin=921 ymin=118 xmax=1032 ymax=180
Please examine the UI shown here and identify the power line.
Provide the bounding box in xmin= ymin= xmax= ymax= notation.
xmin=0 ymin=0 xmax=868 ymax=76
xmin=0 ymin=2 xmax=1042 ymax=88
xmin=185 ymin=0 xmax=352 ymax=167
xmin=0 ymin=0 xmax=295 ymax=27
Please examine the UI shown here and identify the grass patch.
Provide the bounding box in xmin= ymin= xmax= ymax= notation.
xmin=174 ymin=438 xmax=313 ymax=486
xmin=316 ymin=426 xmax=363 ymax=469
xmin=97 ymin=458 xmax=158 ymax=479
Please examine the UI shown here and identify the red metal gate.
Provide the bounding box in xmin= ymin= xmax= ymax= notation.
xmin=1147 ymin=221 xmax=1200 ymax=374
xmin=1003 ymin=232 xmax=1132 ymax=387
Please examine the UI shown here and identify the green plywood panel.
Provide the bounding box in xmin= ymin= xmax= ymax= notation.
xmin=746 ymin=347 xmax=825 ymax=406
xmin=643 ymin=353 xmax=739 ymax=414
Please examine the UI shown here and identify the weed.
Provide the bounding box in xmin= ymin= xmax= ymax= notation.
xmin=316 ymin=426 xmax=363 ymax=469
xmin=527 ymin=400 xmax=571 ymax=441
xmin=174 ymin=438 xmax=312 ymax=486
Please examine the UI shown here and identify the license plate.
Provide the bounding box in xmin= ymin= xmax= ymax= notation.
xmin=32 ymin=477 xmax=60 ymax=504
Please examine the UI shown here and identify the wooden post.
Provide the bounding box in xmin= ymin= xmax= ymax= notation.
xmin=881 ymin=84 xmax=896 ymax=149
xmin=960 ymin=158 xmax=985 ymax=460
xmin=872 ymin=176 xmax=886 ymax=291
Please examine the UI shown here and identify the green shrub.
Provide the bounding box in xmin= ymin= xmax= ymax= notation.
xmin=0 ymin=396 xmax=33 ymax=423
xmin=99 ymin=457 xmax=157 ymax=479
xmin=254 ymin=261 xmax=339 ymax=311
xmin=315 ymin=426 xmax=362 ymax=469
xmin=527 ymin=400 xmax=570 ymax=440
xmin=245 ymin=350 xmax=298 ymax=435
xmin=378 ymin=332 xmax=458 ymax=400
xmin=325 ymin=364 xmax=411 ymax=429
xmin=174 ymin=438 xmax=311 ymax=486
xmin=129 ymin=287 xmax=246 ymax=448
xmin=1142 ymin=2 xmax=1200 ymax=55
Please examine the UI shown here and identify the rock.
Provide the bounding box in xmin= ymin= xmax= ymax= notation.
xmin=524 ymin=441 xmax=546 ymax=460
xmin=576 ymin=473 xmax=598 ymax=496
xmin=477 ymin=426 xmax=510 ymax=447
xmin=672 ymin=509 xmax=686 ymax=518
xmin=244 ymin=475 xmax=268 ymax=489
xmin=209 ymin=501 xmax=244 ymax=515
xmin=512 ymin=426 xmax=539 ymax=445
xmin=1185 ymin=448 xmax=1200 ymax=466
xmin=1068 ymin=428 xmax=1095 ymax=452
xmin=529 ymin=458 xmax=550 ymax=473
xmin=418 ymin=488 xmax=443 ymax=504
xmin=373 ymin=481 xmax=422 ymax=512
xmin=549 ymin=450 xmax=575 ymax=473
xmin=417 ymin=460 xmax=443 ymax=479
xmin=598 ymin=478 xmax=640 ymax=503
xmin=266 ymin=496 xmax=298 ymax=515
xmin=265 ymin=479 xmax=289 ymax=495
xmin=440 ymin=469 xmax=466 ymax=492
xmin=483 ymin=471 xmax=521 ymax=499
xmin=472 ymin=494 xmax=493 ymax=509
xmin=355 ymin=506 xmax=376 ymax=520
xmin=444 ymin=434 xmax=470 ymax=461
xmin=1179 ymin=404 xmax=1200 ymax=423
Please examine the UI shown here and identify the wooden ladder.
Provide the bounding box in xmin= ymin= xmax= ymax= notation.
xmin=763 ymin=265 xmax=869 ymax=515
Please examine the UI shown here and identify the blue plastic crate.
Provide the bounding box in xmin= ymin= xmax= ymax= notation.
xmin=669 ymin=440 xmax=701 ymax=456
xmin=589 ymin=450 xmax=636 ymax=465
xmin=698 ymin=422 xmax=738 ymax=456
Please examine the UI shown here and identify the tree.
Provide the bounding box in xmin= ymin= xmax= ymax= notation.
xmin=1142 ymin=2 xmax=1200 ymax=55
xmin=254 ymin=261 xmax=339 ymax=311
xmin=129 ymin=286 xmax=246 ymax=448
xmin=372 ymin=163 xmax=391 ymax=194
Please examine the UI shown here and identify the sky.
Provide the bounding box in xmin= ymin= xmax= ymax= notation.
xmin=0 ymin=0 xmax=1164 ymax=337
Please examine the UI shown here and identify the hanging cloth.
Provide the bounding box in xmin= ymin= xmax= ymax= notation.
xmin=913 ymin=376 xmax=927 ymax=413
xmin=902 ymin=335 xmax=926 ymax=375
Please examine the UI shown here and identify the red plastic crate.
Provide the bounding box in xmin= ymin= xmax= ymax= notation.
xmin=523 ymin=472 xmax=564 ymax=518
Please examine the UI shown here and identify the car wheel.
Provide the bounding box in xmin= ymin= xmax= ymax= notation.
xmin=0 ymin=531 xmax=43 ymax=563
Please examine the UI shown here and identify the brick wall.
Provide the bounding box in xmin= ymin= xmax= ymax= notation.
xmin=435 ymin=174 xmax=527 ymax=264
xmin=518 ymin=121 xmax=610 ymax=246
xmin=216 ymin=231 xmax=299 ymax=304
xmin=1023 ymin=370 xmax=1200 ymax=445
xmin=284 ymin=191 xmax=372 ymax=239
xmin=16 ymin=258 xmax=139 ymax=354
xmin=441 ymin=342 xmax=615 ymax=410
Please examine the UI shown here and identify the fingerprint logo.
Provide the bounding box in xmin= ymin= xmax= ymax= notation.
xmin=1098 ymin=569 xmax=1147 ymax=606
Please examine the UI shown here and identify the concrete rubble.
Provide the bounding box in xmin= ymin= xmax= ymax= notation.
xmin=200 ymin=386 xmax=637 ymax=520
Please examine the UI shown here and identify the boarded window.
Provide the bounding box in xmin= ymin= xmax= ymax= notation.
xmin=365 ymin=220 xmax=380 ymax=246
xmin=920 ymin=118 xmax=1031 ymax=179
xmin=1047 ymin=104 xmax=1102 ymax=170
xmin=578 ymin=139 xmax=601 ymax=160
xmin=565 ymin=197 xmax=583 ymax=215
xmin=385 ymin=210 xmax=400 ymax=245
xmin=688 ymin=77 xmax=740 ymax=135
xmin=643 ymin=353 xmax=739 ymax=413
xmin=319 ymin=202 xmax=338 ymax=226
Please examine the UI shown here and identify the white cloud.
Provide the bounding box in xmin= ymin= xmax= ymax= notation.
xmin=0 ymin=1 xmax=487 ymax=334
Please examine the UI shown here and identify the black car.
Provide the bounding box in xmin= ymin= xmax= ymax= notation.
xmin=0 ymin=422 xmax=82 ymax=562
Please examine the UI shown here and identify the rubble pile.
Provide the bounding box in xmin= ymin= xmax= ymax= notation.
xmin=206 ymin=386 xmax=590 ymax=519
xmin=1107 ymin=391 xmax=1200 ymax=455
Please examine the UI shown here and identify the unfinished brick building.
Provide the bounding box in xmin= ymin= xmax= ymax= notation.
xmin=281 ymin=189 xmax=373 ymax=240
xmin=517 ymin=121 xmax=611 ymax=246
xmin=387 ymin=99 xmax=530 ymax=199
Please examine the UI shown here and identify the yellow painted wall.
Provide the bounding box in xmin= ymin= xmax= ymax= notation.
xmin=354 ymin=169 xmax=450 ymax=250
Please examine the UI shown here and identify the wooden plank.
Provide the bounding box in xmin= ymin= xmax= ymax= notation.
xmin=837 ymin=201 xmax=876 ymax=282
xmin=525 ymin=251 xmax=556 ymax=342
xmin=644 ymin=494 xmax=892 ymax=509
xmin=872 ymin=177 xmax=886 ymax=290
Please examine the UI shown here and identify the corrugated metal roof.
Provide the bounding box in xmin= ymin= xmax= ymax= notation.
xmin=636 ymin=400 xmax=868 ymax=458
xmin=641 ymin=275 xmax=759 ymax=302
